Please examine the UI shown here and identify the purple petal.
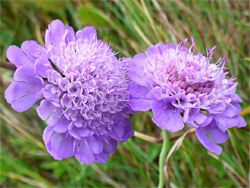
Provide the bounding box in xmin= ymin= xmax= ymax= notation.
xmin=61 ymin=94 xmax=72 ymax=108
xmin=214 ymin=115 xmax=227 ymax=132
xmin=64 ymin=26 xmax=75 ymax=44
xmin=103 ymin=137 xmax=117 ymax=154
xmin=128 ymin=96 xmax=151 ymax=111
xmin=45 ymin=19 xmax=65 ymax=47
xmin=34 ymin=56 xmax=52 ymax=78
xmin=110 ymin=115 xmax=133 ymax=142
xmin=117 ymin=117 xmax=134 ymax=142
xmin=185 ymin=118 xmax=198 ymax=128
xmin=231 ymin=94 xmax=242 ymax=103
xmin=199 ymin=116 xmax=213 ymax=127
xmin=94 ymin=152 xmax=109 ymax=163
xmin=37 ymin=100 xmax=63 ymax=126
xmin=76 ymin=26 xmax=97 ymax=40
xmin=196 ymin=127 xmax=222 ymax=155
xmin=184 ymin=109 xmax=206 ymax=128
xmin=122 ymin=106 xmax=137 ymax=114
xmin=206 ymin=126 xmax=229 ymax=144
xmin=21 ymin=40 xmax=45 ymax=58
xmin=43 ymin=125 xmax=54 ymax=144
xmin=146 ymin=44 xmax=163 ymax=58
xmin=235 ymin=116 xmax=247 ymax=128
xmin=5 ymin=81 xmax=43 ymax=112
xmin=194 ymin=112 xmax=207 ymax=125
xmin=6 ymin=45 xmax=33 ymax=68
xmin=224 ymin=117 xmax=239 ymax=129
xmin=209 ymin=102 xmax=227 ymax=114
xmin=151 ymin=100 xmax=184 ymax=132
xmin=55 ymin=135 xmax=74 ymax=159
xmin=133 ymin=53 xmax=149 ymax=67
xmin=147 ymin=87 xmax=164 ymax=100
xmin=128 ymin=53 xmax=148 ymax=85
xmin=87 ymin=136 xmax=104 ymax=154
xmin=37 ymin=100 xmax=54 ymax=120
xmin=128 ymin=81 xmax=149 ymax=98
xmin=4 ymin=82 xmax=17 ymax=104
xmin=223 ymin=103 xmax=241 ymax=117
xmin=163 ymin=43 xmax=177 ymax=51
xmin=68 ymin=124 xmax=89 ymax=140
xmin=13 ymin=66 xmax=40 ymax=83
xmin=78 ymin=127 xmax=90 ymax=137
xmin=75 ymin=140 xmax=95 ymax=164
xmin=183 ymin=110 xmax=191 ymax=123
xmin=110 ymin=125 xmax=124 ymax=140
xmin=68 ymin=125 xmax=81 ymax=140
xmin=45 ymin=131 xmax=75 ymax=160
xmin=53 ymin=117 xmax=70 ymax=133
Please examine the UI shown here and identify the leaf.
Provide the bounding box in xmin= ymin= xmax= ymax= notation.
xmin=34 ymin=0 xmax=66 ymax=11
xmin=77 ymin=6 xmax=108 ymax=27
xmin=146 ymin=143 xmax=160 ymax=163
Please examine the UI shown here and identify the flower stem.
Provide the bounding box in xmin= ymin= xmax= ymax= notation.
xmin=158 ymin=129 xmax=168 ymax=188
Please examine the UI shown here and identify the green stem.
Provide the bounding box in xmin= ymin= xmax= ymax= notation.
xmin=158 ymin=129 xmax=168 ymax=188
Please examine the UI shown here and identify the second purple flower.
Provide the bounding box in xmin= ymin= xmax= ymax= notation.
xmin=127 ymin=38 xmax=246 ymax=155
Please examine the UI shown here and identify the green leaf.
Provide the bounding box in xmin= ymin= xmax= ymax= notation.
xmin=146 ymin=143 xmax=160 ymax=163
xmin=77 ymin=6 xmax=108 ymax=27
xmin=34 ymin=0 xmax=66 ymax=11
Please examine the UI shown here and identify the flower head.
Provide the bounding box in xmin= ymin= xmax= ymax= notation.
xmin=128 ymin=38 xmax=246 ymax=155
xmin=5 ymin=20 xmax=133 ymax=163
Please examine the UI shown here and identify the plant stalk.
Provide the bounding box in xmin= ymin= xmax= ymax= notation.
xmin=158 ymin=129 xmax=168 ymax=188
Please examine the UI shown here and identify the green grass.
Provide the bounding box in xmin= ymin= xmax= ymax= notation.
xmin=0 ymin=0 xmax=249 ymax=187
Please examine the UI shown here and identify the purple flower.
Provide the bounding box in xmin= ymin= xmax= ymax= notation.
xmin=127 ymin=38 xmax=246 ymax=155
xmin=5 ymin=19 xmax=133 ymax=163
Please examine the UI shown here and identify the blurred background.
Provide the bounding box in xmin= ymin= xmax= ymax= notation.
xmin=0 ymin=0 xmax=249 ymax=187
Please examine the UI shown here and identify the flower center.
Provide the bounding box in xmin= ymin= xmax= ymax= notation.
xmin=43 ymin=38 xmax=129 ymax=133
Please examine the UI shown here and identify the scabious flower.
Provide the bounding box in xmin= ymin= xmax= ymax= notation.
xmin=5 ymin=19 xmax=133 ymax=163
xmin=127 ymin=37 xmax=246 ymax=155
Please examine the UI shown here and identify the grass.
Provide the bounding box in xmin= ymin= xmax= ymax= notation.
xmin=0 ymin=0 xmax=249 ymax=187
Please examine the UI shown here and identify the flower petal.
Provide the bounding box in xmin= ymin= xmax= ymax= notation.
xmin=13 ymin=66 xmax=40 ymax=83
xmin=151 ymin=100 xmax=184 ymax=132
xmin=94 ymin=152 xmax=109 ymax=163
xmin=128 ymin=96 xmax=150 ymax=111
xmin=103 ymin=137 xmax=117 ymax=154
xmin=43 ymin=125 xmax=54 ymax=144
xmin=224 ymin=117 xmax=239 ymax=129
xmin=37 ymin=100 xmax=63 ymax=126
xmin=209 ymin=102 xmax=227 ymax=114
xmin=6 ymin=45 xmax=33 ymax=68
xmin=21 ymin=40 xmax=45 ymax=58
xmin=75 ymin=140 xmax=95 ymax=164
xmin=231 ymin=94 xmax=242 ymax=103
xmin=223 ymin=103 xmax=241 ymax=117
xmin=45 ymin=19 xmax=65 ymax=47
xmin=206 ymin=126 xmax=229 ymax=144
xmin=45 ymin=131 xmax=75 ymax=160
xmin=110 ymin=115 xmax=134 ymax=142
xmin=128 ymin=53 xmax=148 ymax=85
xmin=196 ymin=127 xmax=222 ymax=155
xmin=76 ymin=26 xmax=97 ymax=40
xmin=194 ymin=112 xmax=207 ymax=125
xmin=235 ymin=116 xmax=247 ymax=128
xmin=34 ymin=56 xmax=52 ymax=78
xmin=53 ymin=117 xmax=70 ymax=133
xmin=147 ymin=43 xmax=164 ymax=59
xmin=87 ymin=136 xmax=104 ymax=154
xmin=64 ymin=26 xmax=75 ymax=44
xmin=128 ymin=81 xmax=149 ymax=98
xmin=5 ymin=81 xmax=43 ymax=112
xmin=118 ymin=117 xmax=134 ymax=142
